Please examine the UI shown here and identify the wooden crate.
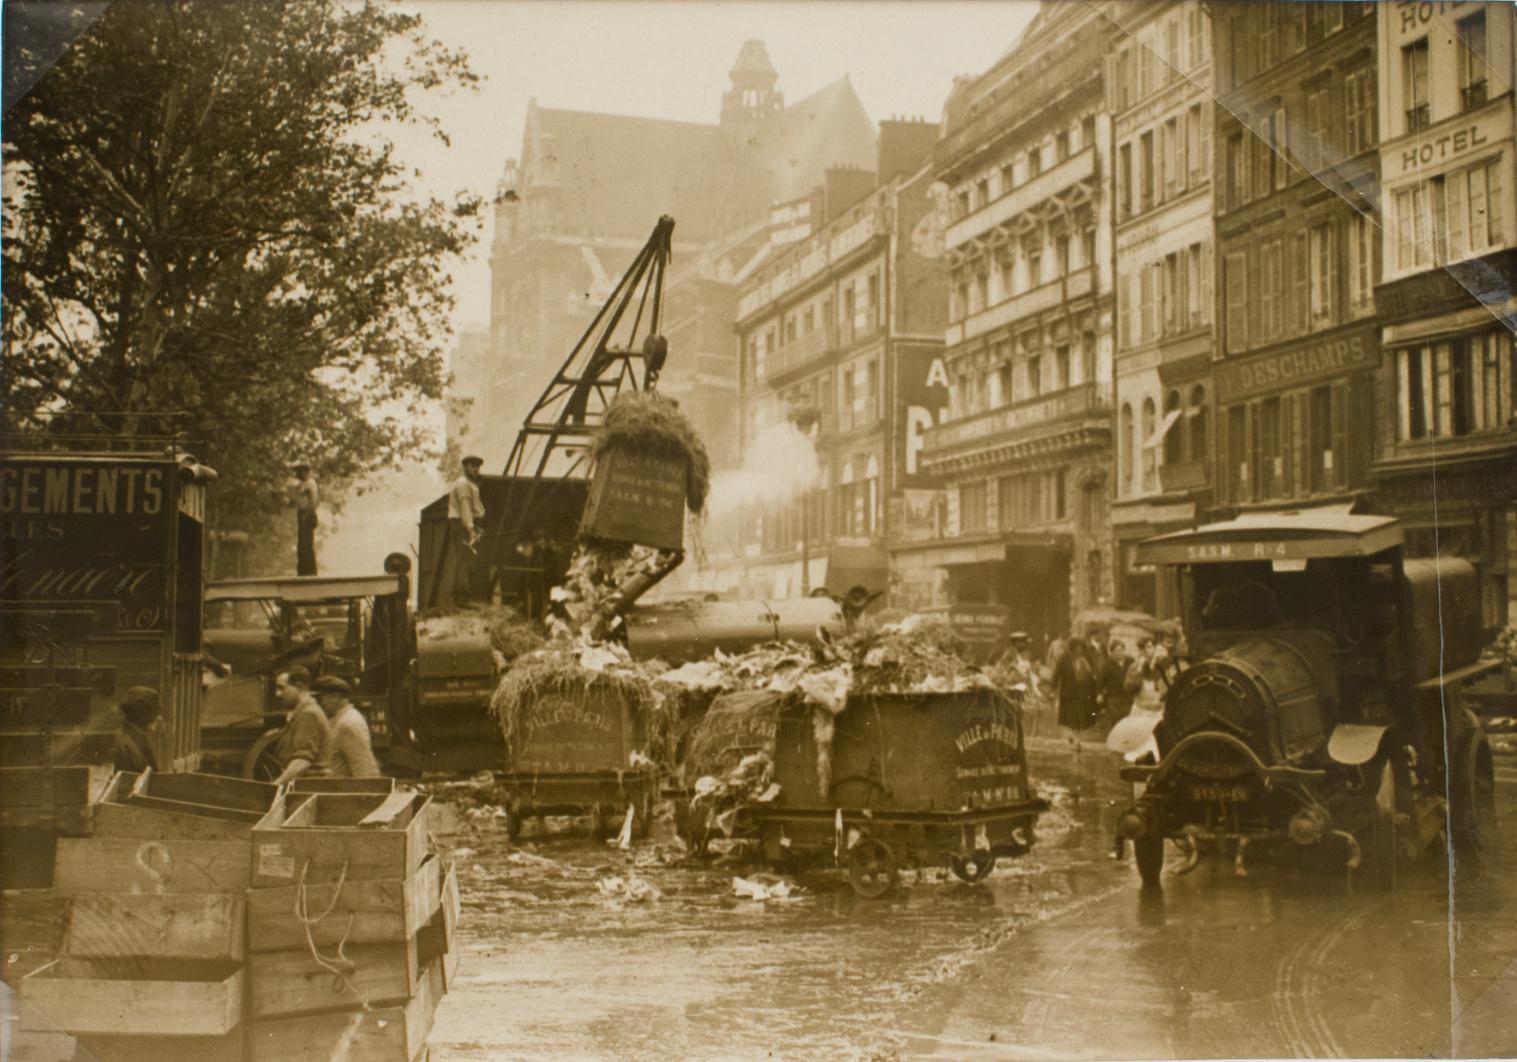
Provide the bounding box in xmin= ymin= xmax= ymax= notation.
xmin=72 ymin=1030 xmax=245 ymax=1062
xmin=247 ymin=852 xmax=441 ymax=953
xmin=53 ymin=835 xmax=252 ymax=895
xmin=251 ymin=791 xmax=430 ymax=888
xmin=66 ymin=893 xmax=246 ymax=963
xmin=0 ymin=888 xmax=68 ymax=975
xmin=90 ymin=771 xmax=286 ymax=843
xmin=0 ymin=728 xmax=117 ymax=768
xmin=248 ymin=936 xmax=421 ymax=1021
xmin=0 ymin=764 xmax=114 ymax=833
xmin=18 ymin=958 xmax=243 ymax=1037
xmin=417 ymin=859 xmax=461 ymax=990
xmin=248 ymin=957 xmax=444 ymax=1062
xmin=288 ymin=776 xmax=396 ymax=795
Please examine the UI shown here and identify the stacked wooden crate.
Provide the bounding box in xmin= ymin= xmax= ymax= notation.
xmin=17 ymin=772 xmax=284 ymax=1060
xmin=245 ymin=784 xmax=457 ymax=1062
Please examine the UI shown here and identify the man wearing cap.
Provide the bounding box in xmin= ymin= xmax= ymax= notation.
xmin=313 ymin=676 xmax=380 ymax=778
xmin=290 ymin=463 xmax=319 ymax=576
xmin=271 ymin=666 xmax=330 ymax=784
xmin=447 ymin=455 xmax=486 ymax=605
xmin=114 ymin=687 xmax=162 ymax=773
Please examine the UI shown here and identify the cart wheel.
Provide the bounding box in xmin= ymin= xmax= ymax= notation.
xmin=847 ymin=838 xmax=898 ymax=898
xmin=1451 ymin=732 xmax=1498 ymax=858
xmin=948 ymin=850 xmax=996 ymax=884
xmin=1135 ymin=835 xmax=1164 ymax=887
xmin=241 ymin=730 xmax=284 ymax=782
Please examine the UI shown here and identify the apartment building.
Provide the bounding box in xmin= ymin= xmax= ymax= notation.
xmin=1372 ymin=0 xmax=1517 ymax=625
xmin=918 ymin=2 xmax=1117 ymax=647
xmin=1211 ymin=2 xmax=1383 ymax=512
xmin=1107 ymin=0 xmax=1215 ymax=617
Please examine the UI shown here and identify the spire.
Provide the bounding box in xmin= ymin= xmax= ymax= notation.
xmin=721 ymin=39 xmax=782 ymax=129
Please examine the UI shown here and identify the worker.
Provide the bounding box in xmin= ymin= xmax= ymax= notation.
xmin=447 ymin=455 xmax=487 ymax=605
xmin=113 ymin=686 xmax=161 ymax=773
xmin=290 ymin=462 xmax=319 ymax=575
xmin=271 ymin=666 xmax=329 ymax=784
xmin=313 ymin=675 xmax=380 ymax=778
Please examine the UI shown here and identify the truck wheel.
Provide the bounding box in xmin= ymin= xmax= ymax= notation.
xmin=1135 ymin=835 xmax=1164 ymax=887
xmin=948 ymin=850 xmax=996 ymax=883
xmin=847 ymin=838 xmax=898 ymax=898
xmin=241 ymin=730 xmax=283 ymax=781
xmin=1451 ymin=734 xmax=1497 ymax=857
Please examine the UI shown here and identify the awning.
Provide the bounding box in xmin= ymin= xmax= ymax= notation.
xmin=907 ymin=541 xmax=1007 ymax=568
xmin=206 ymin=574 xmax=404 ymax=603
xmin=1136 ymin=512 xmax=1403 ymax=566
xmin=1144 ymin=408 xmax=1183 ymax=449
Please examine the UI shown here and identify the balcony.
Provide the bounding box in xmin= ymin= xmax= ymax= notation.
xmin=946 ymin=267 xmax=1096 ymax=346
xmin=947 ymin=147 xmax=1095 ymax=248
xmin=1462 ymin=81 xmax=1489 ymax=112
xmin=768 ymin=324 xmax=833 ymax=379
xmin=923 ymin=382 xmax=1101 ymax=457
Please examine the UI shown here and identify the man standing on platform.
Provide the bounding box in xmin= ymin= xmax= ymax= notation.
xmin=447 ymin=455 xmax=486 ymax=605
xmin=313 ymin=675 xmax=379 ymax=778
xmin=290 ymin=463 xmax=319 ymax=575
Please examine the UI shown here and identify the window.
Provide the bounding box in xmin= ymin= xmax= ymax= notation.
xmin=1187 ymin=105 xmax=1204 ymax=189
xmin=974 ymin=272 xmax=989 ymax=313
xmin=1119 ymin=142 xmax=1133 ymax=219
xmin=1164 ymin=390 xmax=1184 ymax=465
xmin=1027 ymin=249 xmax=1042 ymax=287
xmin=1027 ymin=355 xmax=1042 ymax=397
xmin=1305 ymin=84 xmax=1329 ymax=169
xmin=1166 ymin=15 xmax=1181 ymax=82
xmin=1027 ymin=146 xmax=1042 ymax=179
xmin=996 ymin=363 xmax=1013 ymax=407
xmin=1309 ymin=223 xmax=1335 ymax=326
xmin=1187 ymin=6 xmax=1205 ymax=71
xmin=1399 ymin=335 xmax=1517 ymax=440
xmin=976 ymin=178 xmax=990 ymax=209
xmin=1455 ymin=157 xmax=1506 ymax=259
xmin=1396 ymin=183 xmax=1429 ymax=271
xmin=1185 ymin=243 xmax=1204 ymax=329
xmin=865 ymin=357 xmax=879 ymax=421
xmin=1256 ymin=397 xmax=1283 ymax=498
xmin=1225 ymin=251 xmax=1248 ymax=351
xmin=1139 ymin=265 xmax=1154 ymax=343
xmin=1227 ymin=405 xmax=1249 ymax=501
xmin=1055 ymin=346 xmax=1070 ymax=390
xmin=1260 ymin=4 xmax=1278 ymax=68
xmin=1345 ymin=67 xmax=1376 ymax=155
xmin=1291 ymin=232 xmax=1310 ymax=335
xmin=959 ymin=481 xmax=988 ymax=534
xmin=1162 ymin=253 xmax=1180 ymax=335
xmin=957 ymin=190 xmax=971 ymax=219
xmin=1081 ymin=115 xmax=1096 ymax=152
xmin=997 ymin=476 xmax=1019 ymax=530
xmin=1229 ymin=11 xmax=1249 ymax=90
xmin=1120 ymin=403 xmax=1135 ymax=494
xmin=1324 ymin=2 xmax=1344 ymax=35
xmin=1164 ymin=118 xmax=1180 ymax=200
xmin=1056 ymin=233 xmax=1071 ymax=278
xmin=803 ymin=307 xmax=815 ymax=334
xmin=867 ymin=273 xmax=880 ymax=325
xmin=1082 ymin=228 xmax=1096 ymax=271
xmin=1226 ymin=132 xmax=1248 ymax=209
xmin=1459 ymin=11 xmax=1489 ymax=111
xmin=1348 ymin=211 xmax=1374 ymax=312
xmin=1307 ymin=385 xmax=1342 ymax=492
xmin=1141 ymin=398 xmax=1157 ymax=492
xmin=1116 ymin=47 xmax=1133 ymax=111
xmin=1260 ymin=240 xmax=1283 ymax=341
xmin=1056 ymin=129 xmax=1070 ymax=162
xmin=1188 ymin=385 xmax=1208 ymax=462
xmin=1140 ymin=131 xmax=1155 ymax=212
xmin=1271 ymin=106 xmax=1287 ymax=190
xmin=1404 ymin=39 xmax=1431 ymax=133
xmin=1001 ymin=162 xmax=1016 ymax=195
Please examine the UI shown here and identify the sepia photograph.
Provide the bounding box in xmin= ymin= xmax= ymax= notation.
xmin=1 ymin=0 xmax=1515 ymax=1058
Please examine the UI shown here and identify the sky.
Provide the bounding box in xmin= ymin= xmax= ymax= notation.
xmin=390 ymin=0 xmax=1040 ymax=329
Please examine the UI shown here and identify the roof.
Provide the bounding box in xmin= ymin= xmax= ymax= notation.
xmin=207 ymin=575 xmax=404 ymax=604
xmin=748 ymin=78 xmax=877 ymax=203
xmin=1136 ymin=513 xmax=1405 ymax=566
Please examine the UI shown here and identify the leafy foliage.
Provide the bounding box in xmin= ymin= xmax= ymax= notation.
xmin=2 ymin=0 xmax=482 ymax=541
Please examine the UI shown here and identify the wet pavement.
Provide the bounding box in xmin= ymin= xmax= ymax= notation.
xmin=428 ymin=737 xmax=1517 ymax=1060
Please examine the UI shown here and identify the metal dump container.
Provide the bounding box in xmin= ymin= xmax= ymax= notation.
xmin=753 ymin=688 xmax=1047 ymax=896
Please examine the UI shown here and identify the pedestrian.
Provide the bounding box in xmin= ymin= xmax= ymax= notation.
xmin=447 ymin=455 xmax=487 ymax=605
xmin=313 ymin=675 xmax=380 ymax=778
xmin=1056 ymin=636 xmax=1100 ymax=734
xmin=270 ymin=666 xmax=330 ymax=784
xmin=113 ymin=686 xmax=161 ymax=773
xmin=1101 ymin=638 xmax=1137 ymax=732
xmin=290 ymin=463 xmax=319 ymax=576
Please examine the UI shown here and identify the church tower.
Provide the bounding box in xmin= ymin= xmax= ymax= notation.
xmin=720 ymin=39 xmax=782 ymax=138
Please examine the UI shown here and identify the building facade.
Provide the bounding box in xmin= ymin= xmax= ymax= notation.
xmin=1373 ymin=0 xmax=1517 ymax=626
xmin=915 ymin=3 xmax=1118 ymax=648
xmin=1107 ymin=0 xmax=1215 ymax=618
xmin=1211 ymin=2 xmax=1384 ymax=515
xmin=710 ymin=140 xmax=945 ymax=601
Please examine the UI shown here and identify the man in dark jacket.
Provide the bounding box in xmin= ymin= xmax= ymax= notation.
xmin=1056 ymin=637 xmax=1100 ymax=733
xmin=114 ymin=686 xmax=161 ymax=773
xmin=1100 ymin=638 xmax=1138 ymax=733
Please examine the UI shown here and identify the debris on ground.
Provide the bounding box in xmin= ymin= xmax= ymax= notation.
xmin=596 ymin=874 xmax=663 ymax=904
xmin=732 ymin=874 xmax=803 ymax=902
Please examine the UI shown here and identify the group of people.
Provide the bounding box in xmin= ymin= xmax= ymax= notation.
xmin=113 ymin=668 xmax=380 ymax=780
xmin=1048 ymin=629 xmax=1181 ymax=739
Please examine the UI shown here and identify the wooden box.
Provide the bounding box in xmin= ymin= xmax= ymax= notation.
xmin=289 ymin=776 xmax=396 ymax=795
xmin=579 ymin=448 xmax=688 ymax=551
xmin=248 ymin=937 xmax=421 ymax=1020
xmin=247 ymin=852 xmax=442 ymax=953
xmin=0 ymin=764 xmax=114 ymax=833
xmin=66 ymin=893 xmax=246 ymax=962
xmin=417 ymin=859 xmax=461 ymax=990
xmin=18 ymin=958 xmax=243 ymax=1036
xmin=248 ymin=958 xmax=444 ymax=1062
xmin=90 ymin=771 xmax=285 ymax=843
xmin=72 ymin=1030 xmax=245 ymax=1062
xmin=251 ymin=791 xmax=430 ymax=888
xmin=53 ymin=835 xmax=252 ymax=895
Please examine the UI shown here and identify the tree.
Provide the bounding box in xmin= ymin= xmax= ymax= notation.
xmin=3 ymin=0 xmax=481 ymax=548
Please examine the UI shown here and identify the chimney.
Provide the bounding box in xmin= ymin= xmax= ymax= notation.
xmin=877 ymin=116 xmax=939 ymax=184
xmin=822 ymin=165 xmax=877 ymax=225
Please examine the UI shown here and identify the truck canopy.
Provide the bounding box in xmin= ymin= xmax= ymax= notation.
xmin=1136 ymin=512 xmax=1404 ymax=566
